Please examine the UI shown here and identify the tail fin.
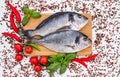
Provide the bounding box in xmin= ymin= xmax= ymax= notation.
xmin=21 ymin=29 xmax=32 ymax=44
xmin=23 ymin=30 xmax=29 ymax=37
xmin=22 ymin=30 xmax=33 ymax=38
xmin=26 ymin=38 xmax=40 ymax=45
xmin=21 ymin=28 xmax=42 ymax=44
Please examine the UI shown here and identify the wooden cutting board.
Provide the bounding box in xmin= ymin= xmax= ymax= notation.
xmin=23 ymin=13 xmax=92 ymax=56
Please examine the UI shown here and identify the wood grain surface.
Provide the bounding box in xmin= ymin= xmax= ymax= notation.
xmin=23 ymin=13 xmax=92 ymax=56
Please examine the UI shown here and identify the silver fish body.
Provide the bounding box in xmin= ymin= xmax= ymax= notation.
xmin=25 ymin=12 xmax=88 ymax=37
xmin=30 ymin=30 xmax=91 ymax=53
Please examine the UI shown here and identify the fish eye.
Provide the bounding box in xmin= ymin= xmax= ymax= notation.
xmin=78 ymin=15 xmax=82 ymax=18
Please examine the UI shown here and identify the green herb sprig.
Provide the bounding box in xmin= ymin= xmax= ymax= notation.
xmin=47 ymin=53 xmax=77 ymax=77
xmin=22 ymin=6 xmax=41 ymax=26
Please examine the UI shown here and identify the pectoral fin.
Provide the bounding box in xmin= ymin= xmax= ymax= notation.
xmin=56 ymin=26 xmax=71 ymax=32
xmin=65 ymin=45 xmax=75 ymax=49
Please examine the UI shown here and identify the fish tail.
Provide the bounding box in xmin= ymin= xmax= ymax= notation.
xmin=24 ymin=37 xmax=40 ymax=45
xmin=27 ymin=38 xmax=41 ymax=44
xmin=22 ymin=30 xmax=33 ymax=38
xmin=22 ymin=29 xmax=43 ymax=45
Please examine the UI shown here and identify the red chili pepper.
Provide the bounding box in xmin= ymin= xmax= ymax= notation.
xmin=10 ymin=12 xmax=19 ymax=33
xmin=81 ymin=54 xmax=98 ymax=62
xmin=2 ymin=32 xmax=20 ymax=42
xmin=8 ymin=2 xmax=21 ymax=23
xmin=71 ymin=54 xmax=98 ymax=69
xmin=72 ymin=58 xmax=87 ymax=68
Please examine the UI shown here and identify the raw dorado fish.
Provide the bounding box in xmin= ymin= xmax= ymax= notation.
xmin=24 ymin=12 xmax=88 ymax=37
xmin=30 ymin=30 xmax=91 ymax=53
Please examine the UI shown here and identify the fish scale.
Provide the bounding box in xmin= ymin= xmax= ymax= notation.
xmin=24 ymin=12 xmax=88 ymax=37
xmin=30 ymin=30 xmax=91 ymax=53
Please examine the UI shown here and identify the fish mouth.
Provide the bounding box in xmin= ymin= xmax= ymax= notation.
xmin=75 ymin=19 xmax=88 ymax=30
xmin=89 ymin=39 xmax=92 ymax=44
xmin=87 ymin=40 xmax=92 ymax=47
xmin=83 ymin=16 xmax=88 ymax=25
xmin=84 ymin=16 xmax=88 ymax=20
xmin=82 ymin=19 xmax=88 ymax=26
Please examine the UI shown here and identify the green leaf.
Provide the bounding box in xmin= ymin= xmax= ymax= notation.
xmin=28 ymin=43 xmax=40 ymax=51
xmin=22 ymin=6 xmax=35 ymax=15
xmin=47 ymin=62 xmax=60 ymax=77
xmin=65 ymin=53 xmax=77 ymax=61
xmin=60 ymin=64 xmax=67 ymax=74
xmin=29 ymin=9 xmax=34 ymax=15
xmin=49 ymin=55 xmax=57 ymax=58
xmin=22 ymin=15 xmax=30 ymax=26
xmin=31 ymin=11 xmax=41 ymax=18
xmin=22 ymin=7 xmax=30 ymax=14
xmin=57 ymin=53 xmax=66 ymax=58
xmin=57 ymin=53 xmax=66 ymax=62
xmin=63 ymin=60 xmax=71 ymax=66
xmin=48 ymin=55 xmax=57 ymax=63
xmin=48 ymin=57 xmax=57 ymax=63
xmin=59 ymin=57 xmax=64 ymax=63
xmin=50 ymin=71 xmax=54 ymax=77
xmin=47 ymin=53 xmax=76 ymax=75
xmin=47 ymin=62 xmax=60 ymax=71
